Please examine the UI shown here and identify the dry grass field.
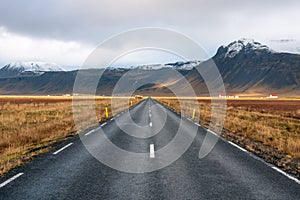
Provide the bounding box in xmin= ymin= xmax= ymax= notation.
xmin=1 ymin=95 xmax=299 ymax=177
xmin=156 ymin=97 xmax=300 ymax=177
xmin=0 ymin=96 xmax=140 ymax=175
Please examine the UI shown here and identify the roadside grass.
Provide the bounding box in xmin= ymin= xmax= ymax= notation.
xmin=0 ymin=96 xmax=140 ymax=176
xmin=156 ymin=98 xmax=300 ymax=158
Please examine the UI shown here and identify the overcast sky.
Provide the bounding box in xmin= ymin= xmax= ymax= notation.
xmin=0 ymin=0 xmax=300 ymax=70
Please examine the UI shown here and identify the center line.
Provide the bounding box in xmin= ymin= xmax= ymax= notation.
xmin=149 ymin=122 xmax=152 ymax=127
xmin=150 ymin=144 xmax=155 ymax=158
xmin=53 ymin=143 xmax=73 ymax=155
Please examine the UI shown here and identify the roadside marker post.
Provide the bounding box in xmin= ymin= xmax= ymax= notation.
xmin=192 ymin=109 xmax=196 ymax=120
xmin=168 ymin=101 xmax=170 ymax=107
xmin=105 ymin=107 xmax=109 ymax=118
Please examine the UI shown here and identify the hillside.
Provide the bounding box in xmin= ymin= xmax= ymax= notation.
xmin=0 ymin=39 xmax=299 ymax=96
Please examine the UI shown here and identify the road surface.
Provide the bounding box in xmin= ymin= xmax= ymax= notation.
xmin=0 ymin=98 xmax=299 ymax=199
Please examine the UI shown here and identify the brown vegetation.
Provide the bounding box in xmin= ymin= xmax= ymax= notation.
xmin=0 ymin=96 xmax=141 ymax=175
xmin=156 ymin=98 xmax=300 ymax=178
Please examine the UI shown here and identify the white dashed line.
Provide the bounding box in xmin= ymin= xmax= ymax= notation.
xmin=272 ymin=166 xmax=300 ymax=184
xmin=110 ymin=118 xmax=114 ymax=121
xmin=207 ymin=129 xmax=300 ymax=184
xmin=150 ymin=144 xmax=155 ymax=158
xmin=207 ymin=130 xmax=219 ymax=137
xmin=0 ymin=173 xmax=24 ymax=188
xmin=149 ymin=122 xmax=152 ymax=127
xmin=194 ymin=122 xmax=201 ymax=127
xmin=227 ymin=141 xmax=247 ymax=152
xmin=101 ymin=122 xmax=107 ymax=127
xmin=53 ymin=143 xmax=73 ymax=155
xmin=85 ymin=130 xmax=94 ymax=136
xmin=164 ymin=102 xmax=300 ymax=184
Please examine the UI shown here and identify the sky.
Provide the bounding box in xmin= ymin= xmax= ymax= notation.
xmin=0 ymin=0 xmax=300 ymax=70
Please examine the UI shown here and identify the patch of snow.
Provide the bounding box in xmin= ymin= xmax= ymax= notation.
xmin=223 ymin=38 xmax=274 ymax=58
xmin=165 ymin=60 xmax=201 ymax=70
xmin=3 ymin=61 xmax=64 ymax=72
xmin=129 ymin=61 xmax=200 ymax=70
xmin=130 ymin=64 xmax=164 ymax=70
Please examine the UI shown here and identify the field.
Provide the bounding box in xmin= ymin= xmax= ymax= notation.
xmin=0 ymin=96 xmax=140 ymax=175
xmin=1 ymin=96 xmax=300 ymax=178
xmin=156 ymin=97 xmax=300 ymax=178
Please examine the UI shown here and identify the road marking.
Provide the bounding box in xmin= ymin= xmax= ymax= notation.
xmin=150 ymin=144 xmax=155 ymax=158
xmin=272 ymin=166 xmax=300 ymax=184
xmin=207 ymin=130 xmax=219 ymax=137
xmin=85 ymin=130 xmax=94 ymax=136
xmin=53 ymin=143 xmax=73 ymax=155
xmin=228 ymin=141 xmax=247 ymax=152
xmin=194 ymin=122 xmax=201 ymax=126
xmin=166 ymin=101 xmax=300 ymax=185
xmin=149 ymin=122 xmax=152 ymax=127
xmin=110 ymin=118 xmax=114 ymax=121
xmin=101 ymin=122 xmax=107 ymax=127
xmin=208 ymin=129 xmax=300 ymax=185
xmin=0 ymin=173 xmax=24 ymax=188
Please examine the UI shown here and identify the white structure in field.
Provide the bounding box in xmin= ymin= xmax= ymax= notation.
xmin=219 ymin=94 xmax=239 ymax=98
xmin=268 ymin=94 xmax=278 ymax=99
xmin=219 ymin=94 xmax=226 ymax=98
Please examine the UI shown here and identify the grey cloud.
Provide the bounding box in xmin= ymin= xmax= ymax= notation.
xmin=0 ymin=0 xmax=300 ymax=64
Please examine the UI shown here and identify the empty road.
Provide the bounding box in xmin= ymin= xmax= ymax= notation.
xmin=0 ymin=98 xmax=299 ymax=199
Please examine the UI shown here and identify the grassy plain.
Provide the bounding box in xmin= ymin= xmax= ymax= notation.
xmin=0 ymin=95 xmax=139 ymax=175
xmin=157 ymin=97 xmax=300 ymax=157
xmin=1 ymin=95 xmax=299 ymax=177
xmin=156 ymin=97 xmax=300 ymax=177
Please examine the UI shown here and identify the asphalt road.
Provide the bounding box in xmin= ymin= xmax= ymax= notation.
xmin=0 ymin=98 xmax=299 ymax=199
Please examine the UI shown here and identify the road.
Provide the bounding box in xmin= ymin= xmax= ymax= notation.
xmin=0 ymin=98 xmax=299 ymax=199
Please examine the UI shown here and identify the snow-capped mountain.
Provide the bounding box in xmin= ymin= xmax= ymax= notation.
xmin=222 ymin=38 xmax=274 ymax=58
xmin=207 ymin=38 xmax=300 ymax=95
xmin=165 ymin=60 xmax=201 ymax=70
xmin=129 ymin=60 xmax=201 ymax=70
xmin=0 ymin=61 xmax=64 ymax=78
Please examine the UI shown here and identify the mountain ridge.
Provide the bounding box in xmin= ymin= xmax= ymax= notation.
xmin=0 ymin=39 xmax=299 ymax=96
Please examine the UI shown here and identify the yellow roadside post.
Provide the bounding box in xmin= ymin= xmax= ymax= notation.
xmin=168 ymin=101 xmax=170 ymax=107
xmin=192 ymin=109 xmax=196 ymax=120
xmin=105 ymin=107 xmax=109 ymax=118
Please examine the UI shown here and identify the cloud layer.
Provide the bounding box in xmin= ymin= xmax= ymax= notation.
xmin=0 ymin=0 xmax=300 ymax=68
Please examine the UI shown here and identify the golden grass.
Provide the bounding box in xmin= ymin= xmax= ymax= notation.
xmin=156 ymin=98 xmax=300 ymax=158
xmin=0 ymin=96 xmax=142 ymax=175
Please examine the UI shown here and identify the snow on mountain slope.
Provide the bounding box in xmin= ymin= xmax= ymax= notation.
xmin=223 ymin=38 xmax=274 ymax=58
xmin=0 ymin=61 xmax=64 ymax=78
xmin=165 ymin=60 xmax=201 ymax=70
xmin=129 ymin=60 xmax=201 ymax=70
xmin=2 ymin=61 xmax=64 ymax=72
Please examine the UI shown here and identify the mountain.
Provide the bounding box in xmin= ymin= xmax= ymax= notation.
xmin=182 ymin=38 xmax=300 ymax=96
xmin=0 ymin=61 xmax=64 ymax=78
xmin=211 ymin=39 xmax=300 ymax=95
xmin=0 ymin=39 xmax=299 ymax=96
xmin=129 ymin=60 xmax=201 ymax=70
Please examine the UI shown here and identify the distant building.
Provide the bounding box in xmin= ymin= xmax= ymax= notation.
xmin=219 ymin=94 xmax=239 ymax=98
xmin=219 ymin=94 xmax=226 ymax=98
xmin=268 ymin=94 xmax=278 ymax=99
